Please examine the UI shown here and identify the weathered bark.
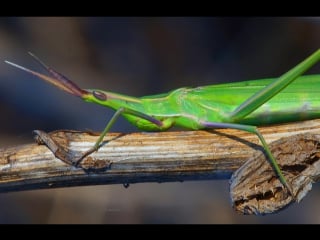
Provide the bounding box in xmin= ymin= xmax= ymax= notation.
xmin=1 ymin=119 xmax=320 ymax=194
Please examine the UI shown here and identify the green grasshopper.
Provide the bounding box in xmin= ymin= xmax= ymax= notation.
xmin=5 ymin=49 xmax=320 ymax=197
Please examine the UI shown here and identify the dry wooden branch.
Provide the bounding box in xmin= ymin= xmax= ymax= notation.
xmin=230 ymin=133 xmax=320 ymax=215
xmin=1 ymin=119 xmax=320 ymax=193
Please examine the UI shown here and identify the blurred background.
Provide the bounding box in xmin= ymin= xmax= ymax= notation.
xmin=1 ymin=17 xmax=320 ymax=223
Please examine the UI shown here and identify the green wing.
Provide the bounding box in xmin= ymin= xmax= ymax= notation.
xmin=188 ymin=75 xmax=320 ymax=125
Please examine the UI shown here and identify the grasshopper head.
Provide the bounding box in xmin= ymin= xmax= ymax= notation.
xmin=5 ymin=53 xmax=141 ymax=109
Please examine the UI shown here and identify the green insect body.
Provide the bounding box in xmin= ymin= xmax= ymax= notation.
xmin=86 ymin=75 xmax=320 ymax=131
xmin=5 ymin=49 xmax=320 ymax=198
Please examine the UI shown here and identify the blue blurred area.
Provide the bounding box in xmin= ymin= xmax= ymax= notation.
xmin=0 ymin=17 xmax=320 ymax=223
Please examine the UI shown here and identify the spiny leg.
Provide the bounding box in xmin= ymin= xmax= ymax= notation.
xmin=200 ymin=121 xmax=294 ymax=196
xmin=229 ymin=49 xmax=320 ymax=122
xmin=74 ymin=107 xmax=164 ymax=166
xmin=223 ymin=50 xmax=320 ymax=197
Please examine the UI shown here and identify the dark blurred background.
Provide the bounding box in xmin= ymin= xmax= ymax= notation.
xmin=1 ymin=17 xmax=320 ymax=223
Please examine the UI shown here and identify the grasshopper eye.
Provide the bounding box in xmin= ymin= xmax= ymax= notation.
xmin=93 ymin=91 xmax=107 ymax=101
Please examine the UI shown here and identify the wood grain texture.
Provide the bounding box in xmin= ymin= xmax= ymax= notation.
xmin=230 ymin=133 xmax=320 ymax=215
xmin=1 ymin=119 xmax=320 ymax=193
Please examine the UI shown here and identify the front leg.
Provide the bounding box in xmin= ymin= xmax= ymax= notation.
xmin=74 ymin=107 xmax=168 ymax=166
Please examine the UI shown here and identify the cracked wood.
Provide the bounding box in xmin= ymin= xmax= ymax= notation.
xmin=230 ymin=133 xmax=320 ymax=215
